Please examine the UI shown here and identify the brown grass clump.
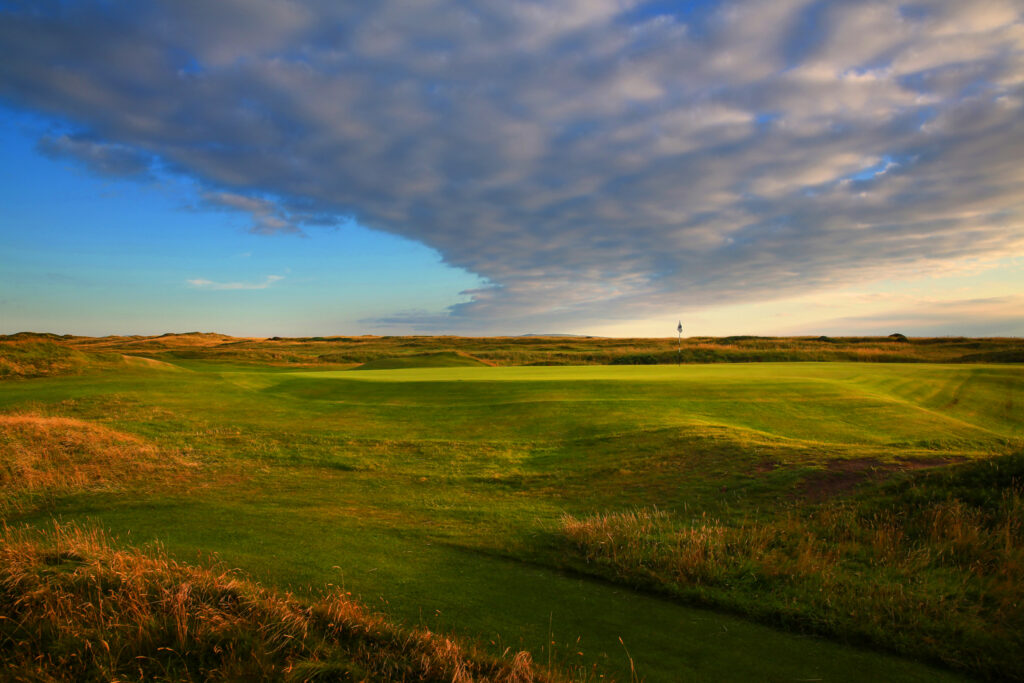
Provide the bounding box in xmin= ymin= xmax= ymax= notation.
xmin=0 ymin=415 xmax=194 ymax=513
xmin=0 ymin=523 xmax=565 ymax=682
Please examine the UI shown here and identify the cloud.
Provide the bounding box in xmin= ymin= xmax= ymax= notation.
xmin=36 ymin=133 xmax=153 ymax=179
xmin=187 ymin=275 xmax=284 ymax=291
xmin=199 ymin=191 xmax=303 ymax=235
xmin=805 ymin=295 xmax=1024 ymax=337
xmin=2 ymin=1 xmax=1022 ymax=331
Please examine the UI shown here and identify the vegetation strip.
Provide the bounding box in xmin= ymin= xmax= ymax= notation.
xmin=4 ymin=332 xmax=1023 ymax=373
xmin=0 ymin=523 xmax=568 ymax=682
xmin=558 ymin=454 xmax=1024 ymax=680
xmin=1 ymin=333 xmax=1019 ymax=681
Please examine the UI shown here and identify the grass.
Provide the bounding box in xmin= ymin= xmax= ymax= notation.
xmin=0 ymin=414 xmax=196 ymax=515
xmin=22 ymin=483 xmax=966 ymax=683
xmin=350 ymin=351 xmax=493 ymax=370
xmin=7 ymin=331 xmax=1021 ymax=368
xmin=0 ymin=522 xmax=561 ymax=682
xmin=1 ymin=335 xmax=1021 ymax=681
xmin=558 ymin=453 xmax=1024 ymax=679
xmin=0 ymin=340 xmax=105 ymax=378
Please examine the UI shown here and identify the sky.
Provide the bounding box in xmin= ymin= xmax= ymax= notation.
xmin=1 ymin=0 xmax=1022 ymax=338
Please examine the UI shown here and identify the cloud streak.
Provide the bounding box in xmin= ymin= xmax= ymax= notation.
xmin=187 ymin=275 xmax=284 ymax=291
xmin=1 ymin=0 xmax=1022 ymax=330
xmin=198 ymin=191 xmax=304 ymax=235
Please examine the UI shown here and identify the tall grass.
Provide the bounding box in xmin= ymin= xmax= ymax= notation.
xmin=559 ymin=454 xmax=1024 ymax=680
xmin=0 ymin=414 xmax=195 ymax=515
xmin=0 ymin=522 xmax=573 ymax=682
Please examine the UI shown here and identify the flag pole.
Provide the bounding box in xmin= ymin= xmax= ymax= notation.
xmin=677 ymin=320 xmax=682 ymax=365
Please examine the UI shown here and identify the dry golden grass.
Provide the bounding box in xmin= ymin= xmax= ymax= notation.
xmin=0 ymin=522 xmax=565 ymax=682
xmin=0 ymin=415 xmax=195 ymax=513
xmin=75 ymin=332 xmax=263 ymax=350
xmin=559 ymin=460 xmax=1024 ymax=680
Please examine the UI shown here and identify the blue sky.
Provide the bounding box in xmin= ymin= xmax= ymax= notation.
xmin=1 ymin=1 xmax=1022 ymax=337
xmin=0 ymin=109 xmax=483 ymax=336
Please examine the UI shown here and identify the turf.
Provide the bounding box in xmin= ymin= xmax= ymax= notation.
xmin=1 ymin=523 xmax=558 ymax=682
xmin=2 ymin=351 xmax=1021 ymax=681
xmin=350 ymin=351 xmax=492 ymax=370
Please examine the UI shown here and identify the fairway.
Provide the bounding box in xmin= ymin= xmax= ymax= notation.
xmin=2 ymin=354 xmax=1021 ymax=681
xmin=260 ymin=362 xmax=1020 ymax=447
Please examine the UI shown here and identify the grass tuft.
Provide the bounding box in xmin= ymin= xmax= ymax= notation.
xmin=0 ymin=522 xmax=572 ymax=682
xmin=0 ymin=414 xmax=196 ymax=514
xmin=559 ymin=454 xmax=1024 ymax=680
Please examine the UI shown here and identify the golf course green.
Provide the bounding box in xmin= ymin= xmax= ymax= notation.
xmin=2 ymin=340 xmax=1021 ymax=681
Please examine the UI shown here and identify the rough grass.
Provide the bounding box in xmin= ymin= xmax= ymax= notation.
xmin=0 ymin=340 xmax=97 ymax=378
xmin=559 ymin=453 xmax=1024 ymax=680
xmin=24 ymin=332 xmax=1024 ymax=368
xmin=0 ymin=523 xmax=563 ymax=683
xmin=349 ymin=351 xmax=493 ymax=370
xmin=0 ymin=414 xmax=195 ymax=513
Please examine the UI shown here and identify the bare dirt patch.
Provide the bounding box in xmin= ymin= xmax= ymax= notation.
xmin=895 ymin=455 xmax=966 ymax=469
xmin=798 ymin=456 xmax=958 ymax=501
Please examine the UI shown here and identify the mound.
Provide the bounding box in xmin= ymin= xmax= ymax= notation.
xmin=85 ymin=332 xmax=246 ymax=350
xmin=351 ymin=351 xmax=492 ymax=370
xmin=0 ymin=332 xmax=70 ymax=342
xmin=121 ymin=355 xmax=189 ymax=371
xmin=0 ymin=523 xmax=559 ymax=682
xmin=0 ymin=415 xmax=193 ymax=510
xmin=0 ymin=341 xmax=95 ymax=378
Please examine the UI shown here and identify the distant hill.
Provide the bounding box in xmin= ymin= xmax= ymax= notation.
xmin=2 ymin=332 xmax=1022 ymax=369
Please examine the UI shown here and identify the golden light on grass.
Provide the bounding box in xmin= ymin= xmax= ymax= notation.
xmin=0 ymin=522 xmax=557 ymax=682
xmin=0 ymin=415 xmax=196 ymax=513
xmin=559 ymin=470 xmax=1024 ymax=679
